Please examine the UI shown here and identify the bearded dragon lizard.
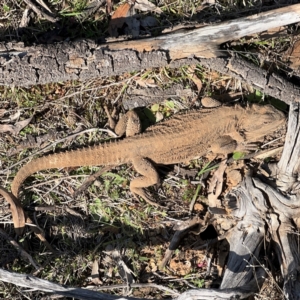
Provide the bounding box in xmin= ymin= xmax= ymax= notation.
xmin=0 ymin=104 xmax=285 ymax=234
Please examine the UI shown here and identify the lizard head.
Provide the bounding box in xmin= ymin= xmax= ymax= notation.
xmin=242 ymin=104 xmax=286 ymax=141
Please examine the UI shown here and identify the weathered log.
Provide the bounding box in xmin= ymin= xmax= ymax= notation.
xmin=209 ymin=101 xmax=300 ymax=299
xmin=1 ymin=3 xmax=300 ymax=100
xmin=0 ymin=267 xmax=264 ymax=300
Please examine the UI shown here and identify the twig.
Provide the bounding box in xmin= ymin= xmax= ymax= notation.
xmin=73 ymin=166 xmax=115 ymax=198
xmin=56 ymin=73 xmax=141 ymax=103
xmin=113 ymin=72 xmax=140 ymax=104
xmin=207 ymin=159 xmax=227 ymax=214
xmin=159 ymin=217 xmax=204 ymax=269
xmin=86 ymin=282 xmax=179 ymax=295
xmin=23 ymin=0 xmax=59 ymax=23
xmin=35 ymin=0 xmax=52 ymax=13
xmin=0 ymin=228 xmax=41 ymax=270
xmin=25 ymin=174 xmax=89 ymax=190
xmin=0 ymin=268 xmax=170 ymax=300
xmin=0 ymin=268 xmax=259 ymax=300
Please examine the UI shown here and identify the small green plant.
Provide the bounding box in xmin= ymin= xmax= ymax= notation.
xmin=89 ymin=198 xmax=113 ymax=222
xmin=3 ymin=4 xmax=9 ymax=12
xmin=192 ymin=278 xmax=205 ymax=288
xmin=150 ymin=100 xmax=176 ymax=118
xmin=233 ymin=151 xmax=245 ymax=160
xmin=246 ymin=89 xmax=264 ymax=102
xmin=143 ymin=107 xmax=156 ymax=123
xmin=188 ymin=161 xmax=219 ymax=203
xmin=182 ymin=182 xmax=196 ymax=202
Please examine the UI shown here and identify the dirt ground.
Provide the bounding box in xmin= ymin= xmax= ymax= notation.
xmin=0 ymin=0 xmax=298 ymax=299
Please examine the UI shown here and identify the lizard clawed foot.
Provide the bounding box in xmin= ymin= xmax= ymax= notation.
xmin=132 ymin=188 xmax=161 ymax=207
xmin=237 ymin=142 xmax=260 ymax=152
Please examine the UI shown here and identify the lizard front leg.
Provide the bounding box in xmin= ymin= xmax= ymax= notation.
xmin=105 ymin=106 xmax=141 ymax=137
xmin=130 ymin=157 xmax=160 ymax=207
xmin=210 ymin=134 xmax=259 ymax=156
xmin=210 ymin=135 xmax=238 ymax=155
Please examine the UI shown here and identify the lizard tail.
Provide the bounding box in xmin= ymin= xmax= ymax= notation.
xmin=11 ymin=142 xmax=128 ymax=197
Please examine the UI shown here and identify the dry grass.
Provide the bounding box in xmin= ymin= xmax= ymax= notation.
xmin=0 ymin=0 xmax=295 ymax=299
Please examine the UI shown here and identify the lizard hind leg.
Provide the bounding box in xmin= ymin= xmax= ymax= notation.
xmin=130 ymin=157 xmax=161 ymax=207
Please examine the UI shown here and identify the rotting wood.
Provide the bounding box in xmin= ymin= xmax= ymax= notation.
xmin=209 ymin=102 xmax=300 ymax=298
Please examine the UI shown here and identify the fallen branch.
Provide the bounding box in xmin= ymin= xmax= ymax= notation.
xmin=0 ymin=229 xmax=40 ymax=271
xmin=23 ymin=0 xmax=59 ymax=23
xmin=0 ymin=3 xmax=300 ymax=97
xmin=0 ymin=268 xmax=265 ymax=300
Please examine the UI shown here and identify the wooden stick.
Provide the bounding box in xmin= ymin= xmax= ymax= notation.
xmin=107 ymin=3 xmax=300 ymax=59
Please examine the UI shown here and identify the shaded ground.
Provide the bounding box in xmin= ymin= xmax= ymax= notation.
xmin=0 ymin=0 xmax=298 ymax=299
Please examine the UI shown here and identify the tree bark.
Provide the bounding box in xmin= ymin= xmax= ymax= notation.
xmin=1 ymin=3 xmax=300 ymax=98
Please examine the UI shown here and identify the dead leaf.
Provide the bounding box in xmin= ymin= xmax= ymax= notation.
xmin=0 ymin=187 xmax=26 ymax=235
xmin=134 ymin=0 xmax=162 ymax=14
xmin=0 ymin=124 xmax=15 ymax=134
xmin=2 ymin=110 xmax=21 ymax=123
xmin=108 ymin=2 xmax=133 ymax=37
xmin=117 ymin=259 xmax=135 ymax=284
xmin=254 ymin=146 xmax=283 ymax=159
xmin=91 ymin=259 xmax=103 ymax=285
xmin=135 ymin=78 xmax=157 ymax=88
xmin=187 ymin=66 xmax=202 ymax=93
xmin=13 ymin=117 xmax=33 ymax=134
xmin=0 ymin=116 xmax=32 ymax=135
